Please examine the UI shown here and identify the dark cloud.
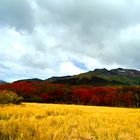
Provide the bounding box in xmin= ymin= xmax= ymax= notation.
xmin=0 ymin=0 xmax=34 ymax=31
xmin=35 ymin=0 xmax=140 ymax=40
xmin=32 ymin=0 xmax=140 ymax=68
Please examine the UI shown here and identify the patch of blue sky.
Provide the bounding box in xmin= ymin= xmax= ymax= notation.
xmin=71 ymin=59 xmax=88 ymax=71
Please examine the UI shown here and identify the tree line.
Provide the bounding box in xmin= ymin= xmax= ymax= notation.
xmin=0 ymin=81 xmax=139 ymax=107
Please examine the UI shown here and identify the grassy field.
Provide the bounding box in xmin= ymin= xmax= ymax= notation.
xmin=0 ymin=103 xmax=140 ymax=140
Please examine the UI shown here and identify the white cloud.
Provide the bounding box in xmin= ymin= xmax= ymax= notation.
xmin=59 ymin=61 xmax=86 ymax=76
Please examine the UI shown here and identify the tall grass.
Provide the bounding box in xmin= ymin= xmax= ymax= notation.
xmin=0 ymin=103 xmax=140 ymax=140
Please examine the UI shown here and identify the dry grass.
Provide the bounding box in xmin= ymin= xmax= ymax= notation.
xmin=0 ymin=103 xmax=140 ymax=140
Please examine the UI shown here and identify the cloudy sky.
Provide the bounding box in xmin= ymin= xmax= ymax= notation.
xmin=0 ymin=0 xmax=140 ymax=82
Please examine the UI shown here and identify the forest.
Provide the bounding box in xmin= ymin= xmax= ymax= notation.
xmin=0 ymin=81 xmax=139 ymax=107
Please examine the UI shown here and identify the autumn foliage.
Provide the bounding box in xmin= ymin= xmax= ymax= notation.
xmin=0 ymin=90 xmax=23 ymax=104
xmin=0 ymin=81 xmax=139 ymax=107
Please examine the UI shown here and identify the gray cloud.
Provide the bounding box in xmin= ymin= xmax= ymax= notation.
xmin=1 ymin=0 xmax=140 ymax=82
xmin=0 ymin=0 xmax=34 ymax=31
xmin=35 ymin=0 xmax=140 ymax=39
xmin=32 ymin=0 xmax=140 ymax=63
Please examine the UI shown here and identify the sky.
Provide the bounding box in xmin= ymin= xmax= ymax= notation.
xmin=0 ymin=0 xmax=140 ymax=82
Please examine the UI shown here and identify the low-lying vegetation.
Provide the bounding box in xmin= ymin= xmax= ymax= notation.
xmin=0 ymin=90 xmax=23 ymax=105
xmin=0 ymin=81 xmax=139 ymax=107
xmin=0 ymin=103 xmax=140 ymax=140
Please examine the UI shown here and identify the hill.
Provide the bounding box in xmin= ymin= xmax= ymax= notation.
xmin=12 ymin=68 xmax=140 ymax=86
xmin=0 ymin=80 xmax=7 ymax=84
xmin=45 ymin=68 xmax=140 ymax=86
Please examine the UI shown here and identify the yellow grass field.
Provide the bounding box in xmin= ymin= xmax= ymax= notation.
xmin=0 ymin=103 xmax=140 ymax=140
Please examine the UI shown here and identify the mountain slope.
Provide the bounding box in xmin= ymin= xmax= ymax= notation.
xmin=0 ymin=80 xmax=7 ymax=84
xmin=45 ymin=68 xmax=140 ymax=86
xmin=13 ymin=78 xmax=44 ymax=83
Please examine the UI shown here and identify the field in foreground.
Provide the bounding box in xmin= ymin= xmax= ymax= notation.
xmin=0 ymin=103 xmax=140 ymax=140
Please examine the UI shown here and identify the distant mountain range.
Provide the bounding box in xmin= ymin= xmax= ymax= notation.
xmin=0 ymin=80 xmax=7 ymax=84
xmin=45 ymin=68 xmax=140 ymax=86
xmin=1 ymin=68 xmax=140 ymax=86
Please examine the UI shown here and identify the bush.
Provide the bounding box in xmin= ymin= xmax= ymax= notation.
xmin=0 ymin=90 xmax=23 ymax=104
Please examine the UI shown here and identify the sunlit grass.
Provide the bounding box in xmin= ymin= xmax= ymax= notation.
xmin=0 ymin=103 xmax=140 ymax=140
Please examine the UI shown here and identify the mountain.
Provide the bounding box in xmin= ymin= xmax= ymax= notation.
xmin=46 ymin=76 xmax=72 ymax=82
xmin=1 ymin=68 xmax=139 ymax=86
xmin=45 ymin=68 xmax=140 ymax=86
xmin=13 ymin=78 xmax=44 ymax=83
xmin=0 ymin=80 xmax=7 ymax=84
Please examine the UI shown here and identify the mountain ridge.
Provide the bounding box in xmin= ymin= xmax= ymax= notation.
xmin=0 ymin=80 xmax=7 ymax=84
xmin=8 ymin=68 xmax=140 ymax=86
